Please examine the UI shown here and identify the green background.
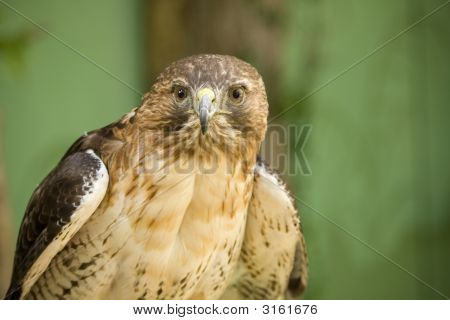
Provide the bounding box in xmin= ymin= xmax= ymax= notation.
xmin=0 ymin=0 xmax=449 ymax=299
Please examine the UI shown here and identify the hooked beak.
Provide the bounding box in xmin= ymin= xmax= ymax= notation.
xmin=196 ymin=88 xmax=216 ymax=134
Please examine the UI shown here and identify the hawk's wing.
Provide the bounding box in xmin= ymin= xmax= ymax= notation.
xmin=5 ymin=149 xmax=109 ymax=299
xmin=222 ymin=159 xmax=308 ymax=299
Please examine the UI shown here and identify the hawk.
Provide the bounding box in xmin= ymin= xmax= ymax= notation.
xmin=5 ymin=54 xmax=308 ymax=300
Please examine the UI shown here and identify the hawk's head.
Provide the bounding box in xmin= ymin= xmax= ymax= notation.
xmin=137 ymin=54 xmax=268 ymax=162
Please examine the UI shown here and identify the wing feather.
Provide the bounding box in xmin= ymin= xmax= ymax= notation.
xmin=5 ymin=149 xmax=108 ymax=299
xmin=222 ymin=159 xmax=308 ymax=299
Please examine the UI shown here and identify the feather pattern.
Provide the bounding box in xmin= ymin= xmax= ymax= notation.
xmin=221 ymin=158 xmax=308 ymax=299
xmin=5 ymin=150 xmax=108 ymax=299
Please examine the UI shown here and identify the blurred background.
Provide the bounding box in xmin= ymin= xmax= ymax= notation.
xmin=0 ymin=0 xmax=449 ymax=299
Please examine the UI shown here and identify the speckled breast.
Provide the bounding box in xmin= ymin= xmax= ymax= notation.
xmin=88 ymin=158 xmax=254 ymax=299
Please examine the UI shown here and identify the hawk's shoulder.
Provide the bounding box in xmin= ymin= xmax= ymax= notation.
xmin=5 ymin=139 xmax=110 ymax=299
xmin=222 ymin=158 xmax=308 ymax=299
xmin=253 ymin=158 xmax=308 ymax=298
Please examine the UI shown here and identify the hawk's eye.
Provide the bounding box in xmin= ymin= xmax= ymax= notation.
xmin=228 ymin=86 xmax=245 ymax=104
xmin=173 ymin=86 xmax=189 ymax=102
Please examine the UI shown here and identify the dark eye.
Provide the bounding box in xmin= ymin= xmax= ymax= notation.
xmin=228 ymin=86 xmax=245 ymax=104
xmin=173 ymin=86 xmax=189 ymax=102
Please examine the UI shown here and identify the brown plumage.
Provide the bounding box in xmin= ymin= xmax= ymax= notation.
xmin=5 ymin=54 xmax=307 ymax=300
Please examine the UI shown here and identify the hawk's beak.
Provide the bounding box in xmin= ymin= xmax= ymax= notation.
xmin=196 ymin=88 xmax=216 ymax=134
